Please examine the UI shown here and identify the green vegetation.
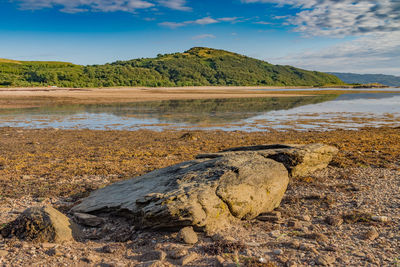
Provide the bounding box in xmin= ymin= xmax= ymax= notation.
xmin=0 ymin=47 xmax=344 ymax=87
xmin=329 ymin=72 xmax=400 ymax=87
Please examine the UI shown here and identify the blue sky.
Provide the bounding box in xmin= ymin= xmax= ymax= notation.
xmin=0 ymin=0 xmax=399 ymax=75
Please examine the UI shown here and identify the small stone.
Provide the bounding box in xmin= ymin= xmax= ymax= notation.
xmin=137 ymin=260 xmax=164 ymax=267
xmin=215 ymin=255 xmax=225 ymax=266
xmin=299 ymin=243 xmax=315 ymax=251
xmin=74 ymin=212 xmax=104 ymax=227
xmin=257 ymin=211 xmax=282 ymax=222
xmin=315 ymin=255 xmax=335 ymax=266
xmin=222 ymin=262 xmax=238 ymax=267
xmin=46 ymin=247 xmax=63 ymax=257
xmin=325 ymin=216 xmax=343 ymax=226
xmin=304 ymin=233 xmax=329 ymax=243
xmin=273 ymin=249 xmax=283 ymax=255
xmin=168 ymin=248 xmax=188 ymax=259
xmin=101 ymin=244 xmax=118 ymax=253
xmin=288 ymin=240 xmax=300 ymax=249
xmin=270 ymin=230 xmax=281 ymax=238
xmin=288 ymin=220 xmax=301 ymax=228
xmin=178 ymin=227 xmax=198 ymax=244
xmin=81 ymin=254 xmax=99 ymax=263
xmin=178 ymin=253 xmax=198 ymax=265
xmin=0 ymin=249 xmax=8 ymax=257
xmin=258 ymin=257 xmax=269 ymax=263
xmin=371 ymin=216 xmax=389 ymax=222
xmin=139 ymin=250 xmax=166 ymax=262
xmin=301 ymin=215 xmax=311 ymax=222
xmin=363 ymin=228 xmax=379 ymax=241
xmin=41 ymin=243 xmax=56 ymax=249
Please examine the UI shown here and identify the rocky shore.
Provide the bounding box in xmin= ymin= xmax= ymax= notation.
xmin=0 ymin=127 xmax=399 ymax=266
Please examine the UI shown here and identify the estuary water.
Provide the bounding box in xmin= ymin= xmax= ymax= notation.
xmin=0 ymin=89 xmax=399 ymax=131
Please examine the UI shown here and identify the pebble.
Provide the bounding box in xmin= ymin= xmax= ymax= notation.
xmin=168 ymin=247 xmax=188 ymax=259
xmin=288 ymin=220 xmax=301 ymax=228
xmin=101 ymin=244 xmax=118 ymax=253
xmin=215 ymin=255 xmax=225 ymax=266
xmin=301 ymin=215 xmax=312 ymax=222
xmin=178 ymin=227 xmax=198 ymax=244
xmin=315 ymin=255 xmax=335 ymax=266
xmin=364 ymin=228 xmax=379 ymax=241
xmin=0 ymin=250 xmax=8 ymax=257
xmin=325 ymin=216 xmax=343 ymax=226
xmin=137 ymin=260 xmax=164 ymax=267
xmin=270 ymin=230 xmax=281 ymax=238
xmin=139 ymin=250 xmax=166 ymax=262
xmin=371 ymin=216 xmax=389 ymax=222
xmin=273 ymin=249 xmax=283 ymax=255
xmin=178 ymin=252 xmax=198 ymax=265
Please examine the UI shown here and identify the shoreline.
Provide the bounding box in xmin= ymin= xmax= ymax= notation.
xmin=0 ymin=86 xmax=398 ymax=110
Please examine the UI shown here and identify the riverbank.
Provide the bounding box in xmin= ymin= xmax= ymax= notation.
xmin=0 ymin=127 xmax=399 ymax=266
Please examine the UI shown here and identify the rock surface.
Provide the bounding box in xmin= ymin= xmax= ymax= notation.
xmin=72 ymin=153 xmax=289 ymax=232
xmin=1 ymin=206 xmax=80 ymax=243
xmin=178 ymin=227 xmax=198 ymax=244
xmin=197 ymin=143 xmax=338 ymax=177
xmin=72 ymin=144 xmax=336 ymax=231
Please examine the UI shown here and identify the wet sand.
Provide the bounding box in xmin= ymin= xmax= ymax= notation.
xmin=0 ymin=87 xmax=311 ymax=109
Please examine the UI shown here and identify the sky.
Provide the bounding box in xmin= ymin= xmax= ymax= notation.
xmin=0 ymin=0 xmax=399 ymax=75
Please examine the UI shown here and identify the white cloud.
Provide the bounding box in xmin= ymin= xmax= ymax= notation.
xmin=242 ymin=0 xmax=400 ymax=37
xmin=243 ymin=0 xmax=400 ymax=74
xmin=156 ymin=0 xmax=190 ymax=11
xmin=272 ymin=32 xmax=400 ymax=75
xmin=192 ymin=34 xmax=216 ymax=40
xmin=14 ymin=0 xmax=191 ymax=13
xmin=159 ymin=16 xmax=239 ymax=28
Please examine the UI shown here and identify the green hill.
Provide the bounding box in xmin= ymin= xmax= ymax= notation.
xmin=0 ymin=47 xmax=344 ymax=87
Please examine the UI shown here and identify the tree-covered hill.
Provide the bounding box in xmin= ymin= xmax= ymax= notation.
xmin=0 ymin=47 xmax=344 ymax=87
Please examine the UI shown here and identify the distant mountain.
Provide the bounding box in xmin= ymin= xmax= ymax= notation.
xmin=0 ymin=47 xmax=344 ymax=87
xmin=329 ymin=72 xmax=400 ymax=87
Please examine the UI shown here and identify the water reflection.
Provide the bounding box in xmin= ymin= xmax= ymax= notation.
xmin=0 ymin=93 xmax=400 ymax=131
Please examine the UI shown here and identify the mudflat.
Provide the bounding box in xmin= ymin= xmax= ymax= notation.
xmin=0 ymin=87 xmax=310 ymax=109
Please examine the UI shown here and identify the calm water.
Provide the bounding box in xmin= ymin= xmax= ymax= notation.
xmin=1 ymin=90 xmax=400 ymax=131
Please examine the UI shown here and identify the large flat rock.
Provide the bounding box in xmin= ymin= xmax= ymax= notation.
xmin=72 ymin=144 xmax=337 ymax=232
xmin=72 ymin=154 xmax=289 ymax=232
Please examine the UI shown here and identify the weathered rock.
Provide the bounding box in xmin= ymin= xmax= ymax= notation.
xmin=364 ymin=228 xmax=379 ymax=241
xmin=325 ymin=216 xmax=343 ymax=226
xmin=177 ymin=253 xmax=198 ymax=265
xmin=197 ymin=143 xmax=338 ymax=177
xmin=168 ymin=247 xmax=188 ymax=259
xmin=74 ymin=212 xmax=104 ymax=227
xmin=315 ymin=255 xmax=335 ymax=266
xmin=0 ymin=249 xmax=8 ymax=257
xmin=137 ymin=261 xmax=165 ymax=267
xmin=139 ymin=250 xmax=166 ymax=262
xmin=257 ymin=211 xmax=282 ymax=223
xmin=72 ymin=152 xmax=289 ymax=232
xmin=1 ymin=206 xmax=81 ymax=243
xmin=178 ymin=227 xmax=198 ymax=244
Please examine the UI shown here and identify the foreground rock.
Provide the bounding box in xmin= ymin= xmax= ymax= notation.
xmin=197 ymin=143 xmax=338 ymax=177
xmin=72 ymin=144 xmax=337 ymax=232
xmin=1 ymin=206 xmax=81 ymax=243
